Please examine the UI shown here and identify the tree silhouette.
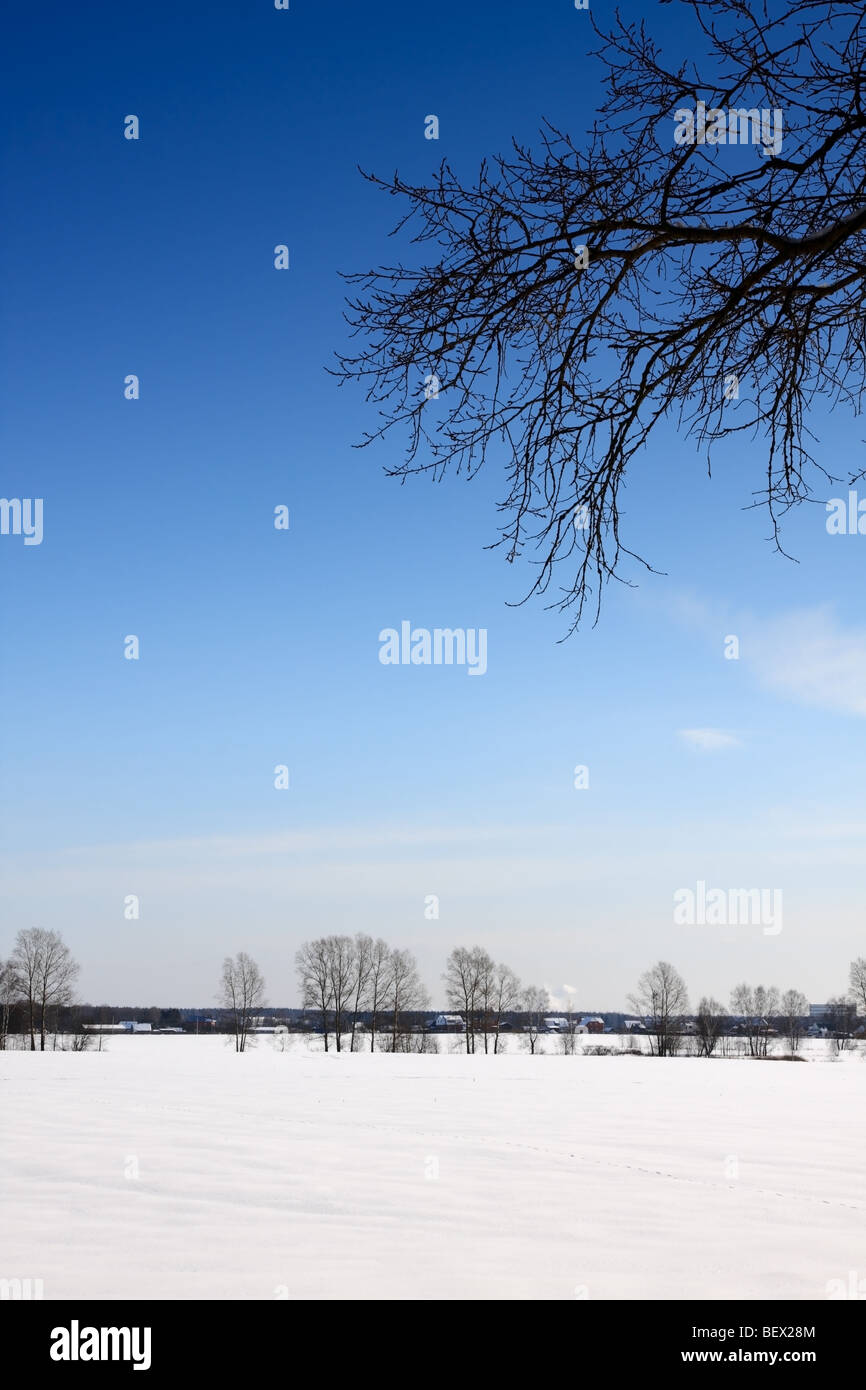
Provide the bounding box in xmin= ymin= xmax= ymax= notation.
xmin=338 ymin=0 xmax=866 ymax=629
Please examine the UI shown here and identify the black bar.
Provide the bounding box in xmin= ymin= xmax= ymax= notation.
xmin=10 ymin=1299 xmax=856 ymax=1376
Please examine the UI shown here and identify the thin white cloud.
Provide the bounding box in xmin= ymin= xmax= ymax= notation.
xmin=58 ymin=824 xmax=564 ymax=860
xmin=666 ymin=593 xmax=866 ymax=720
xmin=746 ymin=606 xmax=866 ymax=717
xmin=679 ymin=728 xmax=741 ymax=751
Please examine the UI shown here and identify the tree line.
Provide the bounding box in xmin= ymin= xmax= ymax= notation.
xmin=293 ymin=936 xmax=427 ymax=1054
xmin=630 ymin=961 xmax=866 ymax=1059
xmin=3 ymin=930 xmax=866 ymax=1058
xmin=293 ymin=937 xmax=555 ymax=1057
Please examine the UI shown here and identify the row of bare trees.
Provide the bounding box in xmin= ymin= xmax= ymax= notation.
xmin=632 ymin=960 xmax=866 ymax=1059
xmin=5 ymin=936 xmax=866 ymax=1059
xmin=633 ymin=967 xmax=813 ymax=1059
xmin=443 ymin=946 xmax=549 ymax=1054
xmin=294 ymin=935 xmax=428 ymax=1052
xmin=697 ymin=987 xmax=810 ymax=1059
xmin=290 ymin=939 xmax=551 ymax=1056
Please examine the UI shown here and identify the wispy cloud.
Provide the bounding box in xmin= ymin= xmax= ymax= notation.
xmin=669 ymin=593 xmax=866 ymax=720
xmin=746 ymin=606 xmax=866 ymax=717
xmin=678 ymin=728 xmax=741 ymax=751
xmin=60 ymin=824 xmax=563 ymax=860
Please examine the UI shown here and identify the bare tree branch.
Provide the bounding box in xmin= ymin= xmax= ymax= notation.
xmin=336 ymin=0 xmax=866 ymax=630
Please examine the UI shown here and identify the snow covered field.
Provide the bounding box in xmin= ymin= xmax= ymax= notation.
xmin=2 ymin=1036 xmax=863 ymax=1301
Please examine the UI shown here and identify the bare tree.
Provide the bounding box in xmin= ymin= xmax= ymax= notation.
xmin=348 ymin=933 xmax=374 ymax=1051
xmin=11 ymin=930 xmax=42 ymax=1051
xmin=443 ymin=946 xmax=483 ymax=1054
xmin=38 ymin=933 xmax=80 ymax=1050
xmin=826 ymin=994 xmax=857 ymax=1052
xmin=491 ymin=962 xmax=521 ymax=1054
xmin=475 ymin=949 xmax=497 ymax=1054
xmin=11 ymin=929 xmax=80 ymax=1051
xmin=559 ymin=1000 xmax=579 ymax=1056
xmin=731 ymin=982 xmax=780 ymax=1057
xmin=327 ymin=935 xmax=357 ymax=1053
xmin=780 ymin=988 xmax=808 ymax=1054
xmin=366 ymin=938 xmax=393 ymax=1053
xmin=220 ymin=952 xmax=266 ymax=1053
xmin=695 ymin=995 xmax=725 ymax=1057
xmin=730 ymin=982 xmax=755 ymax=1054
xmin=521 ymin=984 xmax=548 ymax=1055
xmin=849 ymin=957 xmax=866 ymax=1018
xmin=383 ymin=948 xmax=429 ymax=1051
xmin=629 ymin=961 xmax=688 ymax=1057
xmin=0 ymin=960 xmax=20 ymax=1050
xmin=338 ymin=0 xmax=866 ymax=630
xmin=295 ymin=938 xmax=334 ymax=1052
xmin=294 ymin=934 xmax=371 ymax=1051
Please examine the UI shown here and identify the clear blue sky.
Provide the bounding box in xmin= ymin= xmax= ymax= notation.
xmin=2 ymin=0 xmax=864 ymax=1008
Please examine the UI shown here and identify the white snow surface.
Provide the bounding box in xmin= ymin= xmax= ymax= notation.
xmin=1 ymin=1036 xmax=863 ymax=1301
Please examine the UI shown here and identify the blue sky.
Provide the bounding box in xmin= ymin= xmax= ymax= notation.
xmin=2 ymin=0 xmax=865 ymax=1008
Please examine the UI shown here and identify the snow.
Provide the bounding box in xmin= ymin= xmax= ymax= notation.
xmin=1 ymin=1036 xmax=863 ymax=1300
